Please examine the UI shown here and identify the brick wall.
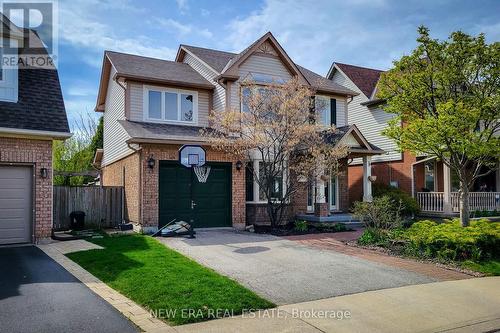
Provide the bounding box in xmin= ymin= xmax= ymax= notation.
xmin=101 ymin=152 xmax=140 ymax=223
xmin=0 ymin=137 xmax=52 ymax=240
xmin=348 ymin=151 xmax=416 ymax=206
xmin=139 ymin=144 xmax=246 ymax=230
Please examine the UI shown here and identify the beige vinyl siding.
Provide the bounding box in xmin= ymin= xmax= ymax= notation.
xmin=331 ymin=69 xmax=401 ymax=164
xmin=231 ymin=53 xmax=294 ymax=111
xmin=128 ymin=82 xmax=143 ymax=121
xmin=183 ymin=52 xmax=225 ymax=112
xmin=128 ymin=82 xmax=209 ymax=127
xmin=102 ymin=67 xmax=133 ymax=166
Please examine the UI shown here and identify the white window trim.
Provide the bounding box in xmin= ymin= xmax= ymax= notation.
xmin=0 ymin=37 xmax=18 ymax=103
xmin=143 ymin=85 xmax=198 ymax=125
xmin=315 ymin=95 xmax=331 ymax=126
xmin=246 ymin=159 xmax=288 ymax=204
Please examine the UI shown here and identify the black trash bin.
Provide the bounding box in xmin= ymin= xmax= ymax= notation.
xmin=70 ymin=211 xmax=85 ymax=231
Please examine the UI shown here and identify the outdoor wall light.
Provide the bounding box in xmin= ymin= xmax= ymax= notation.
xmin=147 ymin=155 xmax=156 ymax=169
xmin=40 ymin=167 xmax=48 ymax=179
xmin=368 ymin=175 xmax=377 ymax=182
xmin=235 ymin=160 xmax=243 ymax=171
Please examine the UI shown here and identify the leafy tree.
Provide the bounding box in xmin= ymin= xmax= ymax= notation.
xmin=202 ymin=77 xmax=348 ymax=229
xmin=53 ymin=114 xmax=103 ymax=186
xmin=377 ymin=26 xmax=500 ymax=226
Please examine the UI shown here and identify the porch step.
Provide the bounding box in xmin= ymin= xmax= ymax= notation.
xmin=296 ymin=213 xmax=363 ymax=228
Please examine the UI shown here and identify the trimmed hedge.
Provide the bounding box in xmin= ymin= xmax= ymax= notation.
xmin=401 ymin=219 xmax=500 ymax=261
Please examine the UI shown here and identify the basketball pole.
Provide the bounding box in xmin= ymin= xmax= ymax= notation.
xmin=188 ymin=166 xmax=196 ymax=239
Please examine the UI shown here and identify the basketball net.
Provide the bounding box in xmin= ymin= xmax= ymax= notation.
xmin=194 ymin=165 xmax=211 ymax=183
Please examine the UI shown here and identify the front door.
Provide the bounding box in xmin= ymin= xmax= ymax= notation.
xmin=159 ymin=161 xmax=232 ymax=228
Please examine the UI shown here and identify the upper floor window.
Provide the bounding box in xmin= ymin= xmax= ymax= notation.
xmin=315 ymin=96 xmax=336 ymax=126
xmin=144 ymin=86 xmax=197 ymax=124
xmin=241 ymin=86 xmax=270 ymax=113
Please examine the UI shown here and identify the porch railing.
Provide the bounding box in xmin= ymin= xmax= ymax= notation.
xmin=417 ymin=192 xmax=500 ymax=213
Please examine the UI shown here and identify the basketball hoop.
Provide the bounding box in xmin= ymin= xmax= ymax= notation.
xmin=194 ymin=165 xmax=211 ymax=183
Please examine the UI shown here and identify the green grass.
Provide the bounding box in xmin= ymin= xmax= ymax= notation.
xmin=462 ymin=260 xmax=500 ymax=276
xmin=66 ymin=234 xmax=274 ymax=325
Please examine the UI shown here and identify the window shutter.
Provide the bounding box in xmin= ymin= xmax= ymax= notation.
xmin=330 ymin=98 xmax=337 ymax=125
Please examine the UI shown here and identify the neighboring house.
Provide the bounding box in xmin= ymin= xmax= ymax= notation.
xmin=327 ymin=62 xmax=500 ymax=215
xmin=0 ymin=17 xmax=71 ymax=244
xmin=95 ymin=32 xmax=382 ymax=232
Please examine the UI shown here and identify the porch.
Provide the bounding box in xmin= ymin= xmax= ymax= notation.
xmin=417 ymin=191 xmax=500 ymax=214
xmin=414 ymin=157 xmax=500 ymax=215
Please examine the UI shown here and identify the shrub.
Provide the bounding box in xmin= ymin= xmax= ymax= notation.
xmin=358 ymin=228 xmax=390 ymax=246
xmin=472 ymin=210 xmax=499 ymax=218
xmin=401 ymin=219 xmax=500 ymax=261
xmin=352 ymin=195 xmax=404 ymax=231
xmin=373 ymin=183 xmax=420 ymax=216
xmin=293 ymin=220 xmax=308 ymax=232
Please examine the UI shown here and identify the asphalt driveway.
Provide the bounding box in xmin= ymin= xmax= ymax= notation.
xmin=160 ymin=229 xmax=436 ymax=305
xmin=0 ymin=246 xmax=137 ymax=333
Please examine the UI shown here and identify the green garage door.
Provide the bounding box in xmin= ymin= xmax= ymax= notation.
xmin=159 ymin=161 xmax=232 ymax=228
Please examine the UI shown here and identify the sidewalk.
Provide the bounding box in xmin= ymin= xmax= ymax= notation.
xmin=174 ymin=277 xmax=500 ymax=333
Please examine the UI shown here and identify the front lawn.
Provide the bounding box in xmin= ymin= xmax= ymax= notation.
xmin=66 ymin=234 xmax=274 ymax=325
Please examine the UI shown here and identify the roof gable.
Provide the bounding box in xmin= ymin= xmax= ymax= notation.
xmin=328 ymin=62 xmax=383 ymax=98
xmin=176 ymin=45 xmax=235 ymax=73
xmin=220 ymin=32 xmax=308 ymax=85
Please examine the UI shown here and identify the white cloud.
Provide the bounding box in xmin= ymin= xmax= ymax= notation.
xmin=176 ymin=0 xmax=188 ymax=11
xmin=154 ymin=17 xmax=213 ymax=39
xmin=59 ymin=1 xmax=177 ymax=66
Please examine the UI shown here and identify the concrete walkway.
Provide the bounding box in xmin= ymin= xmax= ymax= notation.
xmin=174 ymin=277 xmax=500 ymax=333
xmin=160 ymin=229 xmax=435 ymax=305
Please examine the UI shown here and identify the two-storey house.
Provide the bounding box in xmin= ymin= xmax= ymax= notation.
xmin=95 ymin=32 xmax=383 ymax=232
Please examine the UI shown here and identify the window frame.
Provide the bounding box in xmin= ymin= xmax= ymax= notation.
xmin=314 ymin=95 xmax=332 ymax=126
xmin=143 ymin=85 xmax=198 ymax=125
xmin=245 ymin=159 xmax=288 ymax=204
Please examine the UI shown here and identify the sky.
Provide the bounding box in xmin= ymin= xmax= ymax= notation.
xmin=49 ymin=0 xmax=500 ymax=128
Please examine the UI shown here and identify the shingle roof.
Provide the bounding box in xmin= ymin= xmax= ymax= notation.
xmin=118 ymin=120 xmax=207 ymax=142
xmin=182 ymin=43 xmax=357 ymax=96
xmin=106 ymin=51 xmax=214 ymax=89
xmin=335 ymin=63 xmax=384 ymax=98
xmin=181 ymin=45 xmax=236 ymax=73
xmin=296 ymin=65 xmax=357 ymax=96
xmin=0 ymin=26 xmax=69 ymax=134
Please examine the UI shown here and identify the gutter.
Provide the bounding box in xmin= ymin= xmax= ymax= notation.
xmin=0 ymin=127 xmax=72 ymax=139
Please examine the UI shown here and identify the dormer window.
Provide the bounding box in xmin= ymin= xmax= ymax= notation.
xmin=144 ymin=85 xmax=198 ymax=124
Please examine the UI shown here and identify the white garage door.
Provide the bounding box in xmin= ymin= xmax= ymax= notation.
xmin=0 ymin=166 xmax=32 ymax=244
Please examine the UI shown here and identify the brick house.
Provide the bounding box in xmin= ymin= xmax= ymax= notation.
xmin=327 ymin=62 xmax=500 ymax=215
xmin=0 ymin=17 xmax=71 ymax=244
xmin=95 ymin=32 xmax=382 ymax=232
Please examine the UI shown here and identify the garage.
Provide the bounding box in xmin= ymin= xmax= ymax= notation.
xmin=0 ymin=166 xmax=33 ymax=245
xmin=159 ymin=161 xmax=232 ymax=228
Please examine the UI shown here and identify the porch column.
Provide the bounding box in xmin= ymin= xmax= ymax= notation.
xmin=314 ymin=177 xmax=328 ymax=217
xmin=362 ymin=156 xmax=373 ymax=202
xmin=443 ymin=163 xmax=452 ymax=214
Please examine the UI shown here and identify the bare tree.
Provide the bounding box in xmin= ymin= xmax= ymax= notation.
xmin=202 ymin=77 xmax=348 ymax=229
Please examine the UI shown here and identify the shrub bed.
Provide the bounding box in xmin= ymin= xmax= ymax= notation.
xmin=400 ymin=219 xmax=500 ymax=261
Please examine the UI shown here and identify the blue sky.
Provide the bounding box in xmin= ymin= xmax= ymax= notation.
xmin=55 ymin=0 xmax=500 ymax=128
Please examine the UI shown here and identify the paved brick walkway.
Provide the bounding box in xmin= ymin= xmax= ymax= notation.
xmin=38 ymin=240 xmax=175 ymax=333
xmin=284 ymin=233 xmax=472 ymax=281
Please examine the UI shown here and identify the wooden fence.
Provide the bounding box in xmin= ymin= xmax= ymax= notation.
xmin=417 ymin=191 xmax=500 ymax=213
xmin=53 ymin=186 xmax=123 ymax=230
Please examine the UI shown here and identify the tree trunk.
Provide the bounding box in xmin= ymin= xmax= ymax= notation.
xmin=459 ymin=183 xmax=470 ymax=227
